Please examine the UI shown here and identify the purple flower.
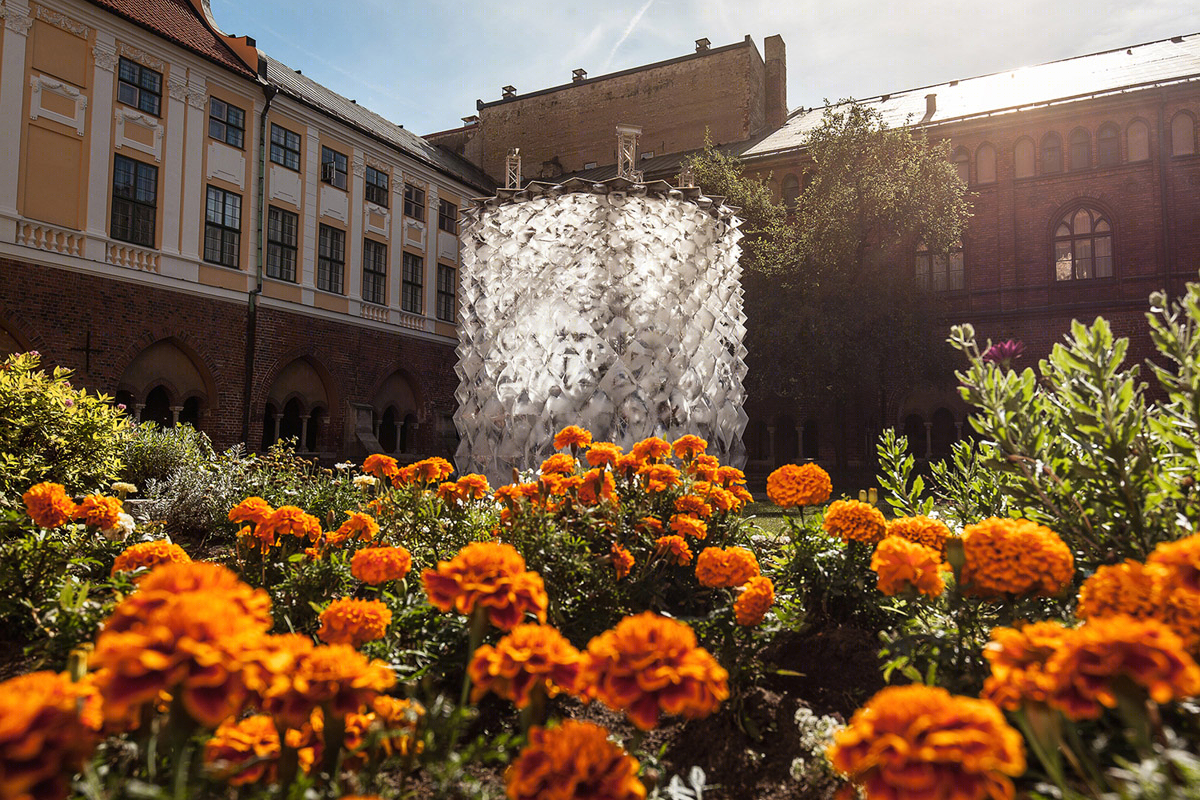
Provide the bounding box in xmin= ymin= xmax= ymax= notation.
xmin=117 ymin=404 xmax=127 ymax=412
xmin=64 ymin=398 xmax=75 ymax=408
xmin=982 ymin=340 xmax=1024 ymax=368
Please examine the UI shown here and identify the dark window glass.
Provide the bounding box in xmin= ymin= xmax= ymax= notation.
xmin=1054 ymin=206 xmax=1113 ymax=281
xmin=111 ymin=154 xmax=157 ymax=246
xmin=438 ymin=199 xmax=458 ymax=233
xmin=362 ymin=239 xmax=387 ymax=305
xmin=321 ymin=146 xmax=348 ymax=190
xmin=267 ymin=206 xmax=298 ymax=282
xmin=915 ymin=244 xmax=963 ymax=291
xmin=269 ymin=124 xmax=301 ymax=171
xmin=781 ymin=174 xmax=800 ymax=208
xmin=365 ymin=166 xmax=389 ymax=207
xmin=208 ymin=98 xmax=245 ymax=148
xmin=402 ymin=251 xmax=423 ymax=313
xmin=1069 ymin=130 xmax=1091 ymax=171
xmin=436 ymin=263 xmax=456 ymax=322
xmin=318 ymin=224 xmax=345 ymax=294
xmin=1097 ymin=124 xmax=1120 ymax=167
xmin=1042 ymin=133 xmax=1063 ymax=174
xmin=403 ymin=183 xmax=425 ymax=221
xmin=117 ymin=57 xmax=162 ymax=116
xmin=203 ymin=186 xmax=241 ymax=267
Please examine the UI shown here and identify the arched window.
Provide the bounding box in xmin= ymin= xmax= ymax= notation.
xmin=280 ymin=398 xmax=304 ymax=443
xmin=379 ymin=406 xmax=398 ymax=453
xmin=781 ymin=174 xmax=800 ymax=208
xmin=305 ymin=407 xmax=324 ymax=453
xmin=902 ymin=414 xmax=927 ymax=459
xmin=1042 ymin=133 xmax=1062 ymax=174
xmin=141 ymin=386 xmax=172 ymax=427
xmin=976 ymin=143 xmax=996 ymax=184
xmin=1128 ymin=120 xmax=1150 ymax=162
xmin=179 ymin=397 xmax=201 ymax=428
xmin=1171 ymin=112 xmax=1196 ymax=156
xmin=1069 ymin=129 xmax=1091 ymax=170
xmin=952 ymin=147 xmax=970 ymax=184
xmin=1014 ymin=138 xmax=1035 ymax=178
xmin=1054 ymin=205 xmax=1113 ymax=281
xmin=1097 ymin=123 xmax=1120 ymax=167
xmin=916 ymin=242 xmax=964 ymax=291
xmin=261 ymin=402 xmax=277 ymax=450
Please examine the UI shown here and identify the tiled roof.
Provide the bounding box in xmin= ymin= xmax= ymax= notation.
xmin=746 ymin=32 xmax=1200 ymax=159
xmin=86 ymin=0 xmax=254 ymax=77
xmin=263 ymin=55 xmax=494 ymax=193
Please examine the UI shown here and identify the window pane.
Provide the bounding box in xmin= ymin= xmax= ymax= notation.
xmin=1129 ymin=121 xmax=1150 ymax=161
xmin=1172 ymin=113 xmax=1196 ymax=156
xmin=976 ymin=144 xmax=996 ymax=183
xmin=1055 ymin=241 xmax=1073 ymax=281
xmin=1075 ymin=239 xmax=1093 ymax=279
xmin=1098 ymin=126 xmax=1120 ymax=166
xmin=1094 ymin=236 xmax=1112 ymax=277
xmin=1015 ymin=139 xmax=1035 ymax=178
xmin=949 ymin=251 xmax=964 ymax=290
xmin=915 ymin=255 xmax=929 ymax=290
xmin=1072 ymin=209 xmax=1090 ymax=234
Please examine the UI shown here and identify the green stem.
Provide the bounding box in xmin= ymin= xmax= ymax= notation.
xmin=1012 ymin=707 xmax=1067 ymax=793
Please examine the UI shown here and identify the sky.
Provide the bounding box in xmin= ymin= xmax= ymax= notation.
xmin=208 ymin=0 xmax=1197 ymax=136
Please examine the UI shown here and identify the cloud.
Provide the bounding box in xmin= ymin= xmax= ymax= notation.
xmin=605 ymin=0 xmax=656 ymax=68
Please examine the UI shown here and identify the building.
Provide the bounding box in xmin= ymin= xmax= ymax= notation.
xmin=0 ymin=0 xmax=492 ymax=461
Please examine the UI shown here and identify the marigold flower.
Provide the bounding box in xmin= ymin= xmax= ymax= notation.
xmin=669 ymin=513 xmax=707 ymax=540
xmin=1147 ymin=533 xmax=1200 ymax=592
xmin=638 ymin=463 xmax=682 ymax=493
xmin=506 ymin=720 xmax=645 ymax=800
xmin=0 ymin=671 xmax=100 ymax=800
xmin=822 ymin=499 xmax=886 ymax=545
xmin=540 ymin=453 xmax=577 ymax=475
xmin=203 ymin=714 xmax=281 ymax=785
xmin=76 ymin=494 xmax=123 ymax=530
xmin=318 ymin=598 xmax=392 ymax=648
xmin=228 ymin=496 xmax=274 ymax=526
xmin=828 ymin=684 xmax=1025 ymax=800
xmin=695 ymin=546 xmax=760 ymax=588
xmin=655 ymin=535 xmax=693 ymax=565
xmin=260 ymin=644 xmax=396 ymax=729
xmin=414 ymin=457 xmax=454 ymax=483
xmin=581 ymin=612 xmax=728 ymax=730
xmin=886 ymin=515 xmax=951 ymax=557
xmin=734 ymin=576 xmax=775 ymax=626
xmin=578 ymin=468 xmax=618 ymax=505
xmin=111 ymin=540 xmax=192 ymax=575
xmin=671 ymin=434 xmax=708 ymax=461
xmin=327 ymin=511 xmax=380 ymax=546
xmin=705 ymin=486 xmax=739 ymax=513
xmin=613 ymin=453 xmax=644 ymax=478
xmin=553 ymin=425 xmax=593 ymax=450
xmin=351 ymin=546 xmax=413 ymax=585
xmin=1077 ymin=560 xmax=1170 ymax=621
xmin=982 ymin=621 xmax=1074 ymax=710
xmin=715 ymin=466 xmax=747 ymax=487
xmin=469 ymin=623 xmax=583 ymax=708
xmin=456 ymin=473 xmax=492 ymax=500
xmin=871 ymin=536 xmax=948 ymax=597
xmin=22 ymin=481 xmax=77 ymax=528
xmin=632 ymin=436 xmax=670 ymax=462
xmin=393 ymin=464 xmax=419 ymax=486
xmin=422 ymin=541 xmax=549 ymax=630
xmin=436 ymin=481 xmax=461 ymax=503
xmin=639 ymin=516 xmax=664 ymax=535
xmin=767 ymin=463 xmax=832 ymax=508
xmin=265 ymin=505 xmax=323 ymax=542
xmin=104 ymin=562 xmax=272 ymax=634
xmin=674 ymin=494 xmax=712 ymax=518
xmin=367 ymin=695 xmax=424 ymax=758
xmin=585 ymin=442 xmax=624 ymax=468
xmin=730 ymin=485 xmax=754 ymax=506
xmin=363 ymin=453 xmax=400 ymax=479
xmin=961 ymin=517 xmax=1074 ymax=599
xmin=611 ymin=543 xmax=635 ymax=580
xmin=688 ymin=454 xmax=720 ymax=481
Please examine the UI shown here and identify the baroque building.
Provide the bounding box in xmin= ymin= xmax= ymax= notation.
xmin=0 ymin=0 xmax=491 ymax=461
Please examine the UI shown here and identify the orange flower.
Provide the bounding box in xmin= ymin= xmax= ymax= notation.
xmin=695 ymin=546 xmax=760 ymax=588
xmin=76 ymin=494 xmax=123 ymax=529
xmin=632 ymin=436 xmax=670 ymax=462
xmin=767 ymin=463 xmax=832 ymax=508
xmin=639 ymin=516 xmax=664 ymax=536
xmin=456 ymin=473 xmax=492 ymax=500
xmin=265 ymin=505 xmax=322 ymax=542
xmin=318 ymin=598 xmax=392 ymax=648
xmin=671 ymin=434 xmax=707 ymax=461
xmin=228 ymin=496 xmax=274 ymax=526
xmin=578 ymin=468 xmax=618 ymax=505
xmin=611 ymin=543 xmax=635 ymax=580
xmin=613 ymin=453 xmax=644 ymax=478
xmin=351 ymin=546 xmax=413 ymax=585
xmin=960 ymin=517 xmax=1074 ymax=599
xmin=982 ymin=621 xmax=1075 ymax=711
xmin=203 ymin=714 xmax=281 ymax=785
xmin=655 ymin=535 xmax=693 ymax=565
xmin=734 ymin=576 xmax=775 ymax=626
xmin=730 ymin=485 xmax=754 ymax=507
xmin=260 ymin=644 xmax=396 ymax=729
xmin=1147 ymin=533 xmax=1200 ymax=592
xmin=414 ymin=457 xmax=454 ymax=483
xmin=581 ymin=612 xmax=728 ymax=730
xmin=367 ymin=695 xmax=424 ymax=758
xmin=436 ymin=482 xmax=461 ymax=503
xmin=506 ymin=720 xmax=645 ymax=800
xmin=871 ymin=536 xmax=948 ymax=597
xmin=328 ymin=511 xmax=380 ymax=546
xmin=886 ymin=515 xmax=951 ymax=557
xmin=669 ymin=513 xmax=707 ymax=540
xmin=422 ymin=541 xmax=548 ymax=630
xmin=638 ymin=463 xmax=682 ymax=493
xmin=0 ymin=671 xmax=100 ymax=800
xmin=540 ymin=453 xmax=577 ymax=475
xmin=715 ymin=466 xmax=747 ymax=488
xmin=393 ymin=465 xmax=419 ymax=487
xmin=553 ymin=425 xmax=592 ymax=450
xmin=22 ymin=482 xmax=77 ymax=528
xmin=705 ymin=486 xmax=739 ymax=513
xmin=104 ymin=562 xmax=272 ymax=634
xmin=674 ymin=494 xmax=712 ymax=518
xmin=111 ymin=540 xmax=192 ymax=575
xmin=822 ymin=499 xmax=886 ymax=545
xmin=469 ymin=623 xmax=583 ymax=708
xmin=585 ymin=442 xmax=624 ymax=468
xmin=363 ymin=453 xmax=400 ymax=479
xmin=688 ymin=454 xmax=720 ymax=481
xmin=828 ymin=685 xmax=1025 ymax=800
xmin=1077 ymin=560 xmax=1170 ymax=621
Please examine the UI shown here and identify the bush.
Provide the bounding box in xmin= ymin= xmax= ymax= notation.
xmin=120 ymin=421 xmax=215 ymax=490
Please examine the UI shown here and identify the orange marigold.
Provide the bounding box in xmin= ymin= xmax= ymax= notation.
xmin=469 ymin=623 xmax=583 ymax=708
xmin=22 ymin=482 xmax=77 ymax=528
xmin=111 ymin=540 xmax=191 ymax=575
xmin=260 ymin=644 xmax=395 ymax=729
xmin=228 ymin=496 xmax=274 ymax=526
xmin=655 ymin=535 xmax=693 ymax=566
xmin=368 ymin=695 xmax=424 ymax=758
xmin=351 ymin=546 xmax=413 ymax=585
xmin=961 ymin=517 xmax=1074 ymax=599
xmin=688 ymin=454 xmax=720 ymax=481
xmin=104 ymin=562 xmax=272 ymax=634
xmin=581 ymin=612 xmax=728 ymax=730
xmin=203 ymin=714 xmax=281 ymax=786
xmin=639 ymin=516 xmax=664 ymax=536
xmin=578 ymin=468 xmax=618 ymax=505
xmin=730 ymin=485 xmax=754 ymax=506
xmin=0 ymin=671 xmax=100 ymax=800
xmin=632 ymin=436 xmax=670 ymax=462
xmin=638 ymin=463 xmax=681 ymax=493
xmin=671 ymin=434 xmax=708 ymax=461
xmin=75 ymin=494 xmax=122 ymax=530
xmin=822 ymin=499 xmax=886 ymax=545
xmin=1147 ymin=533 xmax=1200 ymax=592
xmin=695 ymin=546 xmax=760 ymax=588
xmin=393 ymin=464 xmax=419 ymax=487
xmin=715 ymin=466 xmax=747 ymax=487
xmin=982 ymin=621 xmax=1075 ymax=711
xmin=828 ymin=684 xmax=1025 ymax=800
xmin=540 ymin=453 xmax=577 ymax=475
xmin=734 ymin=576 xmax=775 ymax=626
xmin=886 ymin=515 xmax=951 ymax=557
xmin=506 ymin=720 xmax=645 ymax=800
xmin=414 ymin=457 xmax=454 ymax=483
xmin=613 ymin=453 xmax=644 ymax=478
xmin=456 ymin=473 xmax=492 ymax=500
xmin=766 ymin=463 xmax=832 ymax=508
xmin=1077 ymin=560 xmax=1170 ymax=621
xmin=436 ymin=482 xmax=461 ymax=503
xmin=669 ymin=513 xmax=708 ymax=540
xmin=327 ymin=511 xmax=380 ymax=546
xmin=553 ymin=425 xmax=593 ymax=450
xmin=363 ymin=453 xmax=400 ymax=479
xmin=585 ymin=442 xmax=624 ymax=468
xmin=871 ymin=536 xmax=948 ymax=597
xmin=674 ymin=494 xmax=712 ymax=518
xmin=265 ymin=505 xmax=323 ymax=542
xmin=422 ymin=541 xmax=548 ymax=630
xmin=611 ymin=543 xmax=635 ymax=580
xmin=318 ymin=598 xmax=392 ymax=648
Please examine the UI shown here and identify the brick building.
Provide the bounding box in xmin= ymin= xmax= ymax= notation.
xmin=0 ymin=0 xmax=492 ymax=461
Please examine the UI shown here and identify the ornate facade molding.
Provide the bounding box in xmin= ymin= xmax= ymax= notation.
xmin=34 ymin=5 xmax=87 ymax=37
xmin=1 ymin=8 xmax=34 ymax=36
xmin=92 ymin=43 xmax=118 ymax=72
xmin=364 ymin=154 xmax=390 ymax=173
xmin=186 ymin=87 xmax=207 ymax=109
xmin=351 ymin=157 xmax=366 ymax=178
xmin=114 ymin=107 xmax=164 ymax=161
xmin=117 ymin=43 xmax=165 ymax=73
xmin=29 ymin=73 xmax=88 ymax=134
xmin=167 ymin=75 xmax=188 ymax=103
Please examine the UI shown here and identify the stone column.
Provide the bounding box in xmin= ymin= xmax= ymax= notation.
xmin=299 ymin=415 xmax=309 ymax=451
xmin=160 ymin=73 xmax=187 ymax=255
xmin=83 ymin=33 xmax=117 ymax=253
xmin=272 ymin=413 xmax=282 ymax=443
xmin=0 ymin=0 xmax=32 ymax=229
xmin=179 ymin=76 xmax=206 ymax=259
xmin=346 ymin=151 xmax=364 ymax=302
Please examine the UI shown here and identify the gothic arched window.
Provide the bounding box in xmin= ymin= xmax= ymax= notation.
xmin=1054 ymin=205 xmax=1113 ymax=281
xmin=1097 ymin=123 xmax=1120 ymax=167
xmin=1042 ymin=132 xmax=1063 ymax=174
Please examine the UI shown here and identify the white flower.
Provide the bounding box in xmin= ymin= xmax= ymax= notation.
xmin=334 ymin=461 xmax=355 ymax=471
xmin=101 ymin=512 xmax=135 ymax=542
xmin=353 ymin=475 xmax=379 ymax=490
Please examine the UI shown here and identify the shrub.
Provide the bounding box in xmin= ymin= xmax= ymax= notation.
xmin=120 ymin=421 xmax=215 ymax=490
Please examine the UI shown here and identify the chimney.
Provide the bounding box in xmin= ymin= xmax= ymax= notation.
xmin=764 ymin=34 xmax=787 ymax=131
xmin=572 ymin=68 xmax=587 ymax=82
xmin=924 ymin=92 xmax=937 ymax=120
xmin=502 ymin=85 xmax=516 ymax=99
xmin=695 ymin=37 xmax=710 ymax=52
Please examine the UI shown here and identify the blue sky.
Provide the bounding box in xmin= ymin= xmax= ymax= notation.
xmin=209 ymin=0 xmax=1196 ymax=136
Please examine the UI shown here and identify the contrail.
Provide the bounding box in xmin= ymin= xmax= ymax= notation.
xmin=605 ymin=0 xmax=656 ymax=67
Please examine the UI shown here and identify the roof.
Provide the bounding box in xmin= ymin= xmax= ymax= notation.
xmin=745 ymin=31 xmax=1200 ymax=160
xmin=85 ymin=0 xmax=255 ymax=77
xmin=263 ymin=55 xmax=495 ymax=193
xmin=534 ymin=136 xmax=767 ymax=186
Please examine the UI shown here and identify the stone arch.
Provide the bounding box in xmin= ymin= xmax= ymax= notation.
xmin=895 ymin=385 xmax=969 ymax=459
xmin=371 ymin=368 xmax=421 ymax=455
xmin=0 ymin=319 xmax=33 ymax=359
xmin=261 ymin=355 xmax=333 ymax=453
xmin=116 ymin=338 xmax=216 ymax=428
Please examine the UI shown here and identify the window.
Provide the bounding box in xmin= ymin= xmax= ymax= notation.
xmin=267 ymin=206 xmax=298 ymax=282
xmin=270 ymin=124 xmax=301 ymax=171
xmin=915 ymin=243 xmax=964 ymax=292
xmin=781 ymin=174 xmax=800 ymax=208
xmin=365 ymin=166 xmax=389 ymax=207
xmin=1128 ymin=120 xmax=1150 ymax=162
xmin=1054 ymin=205 xmax=1112 ymax=280
xmin=117 ymin=57 xmax=162 ymax=116
xmin=204 ymin=186 xmax=241 ymax=267
xmin=1097 ymin=123 xmax=1120 ymax=167
xmin=437 ymin=264 xmax=456 ymax=322
xmin=362 ymin=239 xmax=387 ymax=305
xmin=1014 ymin=137 xmax=1036 ymax=178
xmin=1042 ymin=133 xmax=1062 ymax=174
xmin=111 ymin=154 xmax=157 ymax=246
xmin=317 ymin=224 xmax=345 ymax=294
xmin=208 ymin=98 xmax=245 ymax=148
xmin=321 ymin=146 xmax=348 ymax=190
xmin=952 ymin=147 xmax=969 ymax=183
xmin=1069 ymin=129 xmax=1091 ymax=171
xmin=403 ymin=183 xmax=425 ymax=221
xmin=1171 ymin=112 xmax=1196 ymax=156
xmin=438 ymin=199 xmax=458 ymax=233
xmin=402 ymin=251 xmax=423 ymax=313
xmin=976 ymin=143 xmax=996 ymax=184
